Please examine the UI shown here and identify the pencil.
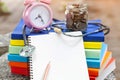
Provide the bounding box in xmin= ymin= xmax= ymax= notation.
xmin=43 ymin=61 xmax=51 ymax=80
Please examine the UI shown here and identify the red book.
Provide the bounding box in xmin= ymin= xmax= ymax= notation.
xmin=11 ymin=66 xmax=29 ymax=76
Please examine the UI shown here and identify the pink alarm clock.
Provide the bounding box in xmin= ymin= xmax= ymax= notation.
xmin=23 ymin=0 xmax=53 ymax=31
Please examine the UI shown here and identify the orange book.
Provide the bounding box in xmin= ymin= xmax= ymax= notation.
xmin=9 ymin=61 xmax=29 ymax=68
xmin=88 ymin=51 xmax=112 ymax=77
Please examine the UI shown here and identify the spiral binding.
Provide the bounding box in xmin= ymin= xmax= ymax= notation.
xmin=28 ymin=36 xmax=33 ymax=80
xmin=22 ymin=25 xmax=35 ymax=79
xmin=29 ymin=56 xmax=33 ymax=80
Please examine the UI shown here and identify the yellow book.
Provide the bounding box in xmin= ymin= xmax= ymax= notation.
xmin=84 ymin=42 xmax=102 ymax=49
xmin=10 ymin=39 xmax=24 ymax=46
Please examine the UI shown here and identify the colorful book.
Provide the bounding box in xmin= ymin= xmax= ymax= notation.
xmin=11 ymin=18 xmax=30 ymax=40
xmin=10 ymin=39 xmax=24 ymax=46
xmin=87 ymin=43 xmax=107 ymax=68
xmin=11 ymin=19 xmax=104 ymax=42
xmin=11 ymin=66 xmax=29 ymax=76
xmin=85 ymin=49 xmax=101 ymax=59
xmin=9 ymin=45 xmax=23 ymax=54
xmin=9 ymin=61 xmax=29 ymax=68
xmin=83 ymin=20 xmax=104 ymax=42
xmin=85 ymin=43 xmax=104 ymax=59
xmin=11 ymin=19 xmax=49 ymax=40
xmin=88 ymin=51 xmax=112 ymax=77
xmin=84 ymin=42 xmax=102 ymax=49
xmin=9 ymin=39 xmax=102 ymax=54
xmin=90 ymin=58 xmax=116 ymax=80
xmin=8 ymin=54 xmax=28 ymax=62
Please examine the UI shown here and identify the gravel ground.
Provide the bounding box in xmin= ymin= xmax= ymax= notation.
xmin=0 ymin=47 xmax=8 ymax=56
xmin=0 ymin=53 xmax=29 ymax=80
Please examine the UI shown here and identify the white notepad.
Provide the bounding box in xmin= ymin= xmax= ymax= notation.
xmin=29 ymin=31 xmax=89 ymax=80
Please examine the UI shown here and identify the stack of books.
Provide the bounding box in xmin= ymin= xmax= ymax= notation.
xmin=7 ymin=19 xmax=116 ymax=79
xmin=8 ymin=19 xmax=30 ymax=76
xmin=84 ymin=20 xmax=116 ymax=80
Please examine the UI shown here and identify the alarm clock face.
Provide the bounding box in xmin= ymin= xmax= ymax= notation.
xmin=24 ymin=3 xmax=53 ymax=30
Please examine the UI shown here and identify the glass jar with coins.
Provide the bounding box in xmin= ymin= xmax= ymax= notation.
xmin=65 ymin=3 xmax=88 ymax=32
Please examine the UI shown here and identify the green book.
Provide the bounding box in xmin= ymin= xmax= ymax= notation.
xmin=9 ymin=45 xmax=23 ymax=54
xmin=85 ymin=43 xmax=107 ymax=59
xmin=85 ymin=49 xmax=101 ymax=59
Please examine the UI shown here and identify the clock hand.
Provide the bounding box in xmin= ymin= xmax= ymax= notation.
xmin=35 ymin=16 xmax=38 ymax=20
xmin=38 ymin=14 xmax=44 ymax=24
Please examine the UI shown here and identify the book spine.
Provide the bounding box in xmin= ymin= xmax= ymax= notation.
xmin=90 ymin=76 xmax=96 ymax=80
xmin=87 ymin=60 xmax=100 ymax=68
xmin=83 ymin=35 xmax=104 ymax=42
xmin=9 ymin=61 xmax=29 ymax=68
xmin=88 ymin=68 xmax=99 ymax=77
xmin=11 ymin=66 xmax=29 ymax=76
xmin=85 ymin=49 xmax=101 ymax=59
xmin=84 ymin=42 xmax=102 ymax=49
xmin=8 ymin=54 xmax=29 ymax=62
xmin=10 ymin=39 xmax=25 ymax=46
xmin=8 ymin=45 xmax=23 ymax=54
xmin=11 ymin=19 xmax=24 ymax=40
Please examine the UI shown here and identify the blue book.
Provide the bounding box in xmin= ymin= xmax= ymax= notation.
xmin=8 ymin=54 xmax=28 ymax=62
xmin=84 ymin=20 xmax=104 ymax=42
xmin=11 ymin=19 xmax=30 ymax=40
xmin=11 ymin=19 xmax=104 ymax=42
xmin=11 ymin=19 xmax=49 ymax=40
xmin=86 ymin=43 xmax=108 ymax=68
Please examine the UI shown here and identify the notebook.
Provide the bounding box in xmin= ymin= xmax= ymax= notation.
xmin=29 ymin=31 xmax=89 ymax=80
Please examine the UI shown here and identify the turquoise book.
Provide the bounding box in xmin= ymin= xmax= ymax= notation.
xmin=8 ymin=54 xmax=29 ymax=62
xmin=86 ymin=43 xmax=108 ymax=68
